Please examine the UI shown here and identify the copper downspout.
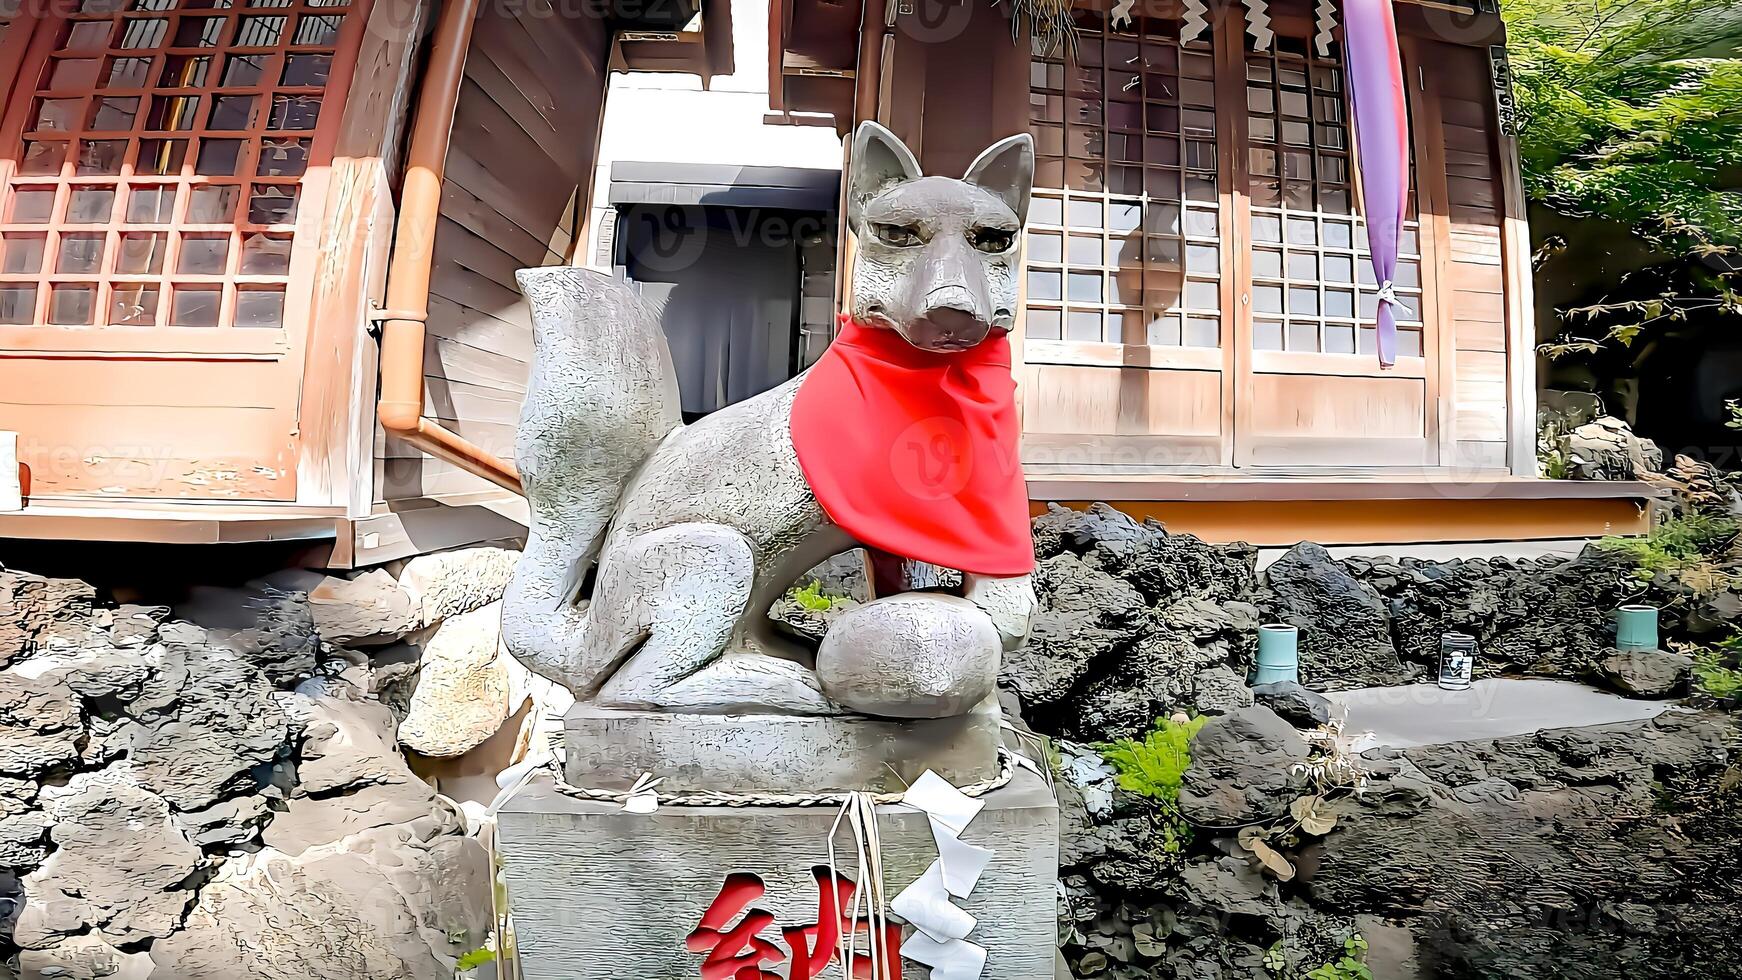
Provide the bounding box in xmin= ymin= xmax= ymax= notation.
xmin=377 ymin=0 xmax=523 ymax=494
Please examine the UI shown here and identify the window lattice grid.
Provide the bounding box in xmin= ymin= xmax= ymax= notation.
xmin=1025 ymin=13 xmax=1223 ymax=350
xmin=0 ymin=0 xmax=350 ymax=330
xmin=1244 ymin=33 xmax=1424 ymax=357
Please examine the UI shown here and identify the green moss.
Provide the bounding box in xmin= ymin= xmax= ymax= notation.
xmin=1597 ymin=514 xmax=1739 ymax=580
xmin=1100 ymin=714 xmax=1210 ymax=859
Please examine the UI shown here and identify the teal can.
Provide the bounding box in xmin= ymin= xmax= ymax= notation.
xmin=1254 ymin=624 xmax=1300 ymax=685
xmin=1615 ymin=604 xmax=1660 ymax=652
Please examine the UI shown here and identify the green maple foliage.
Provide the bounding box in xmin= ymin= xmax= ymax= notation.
xmin=1506 ymin=0 xmax=1742 ymax=246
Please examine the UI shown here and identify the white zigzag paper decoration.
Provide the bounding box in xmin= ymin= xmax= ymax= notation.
xmin=1180 ymin=0 xmax=1209 ymax=44
xmin=1110 ymin=0 xmax=1135 ymax=29
xmin=1244 ymin=0 xmax=1273 ymax=50
xmin=1315 ymin=0 xmax=1337 ymax=55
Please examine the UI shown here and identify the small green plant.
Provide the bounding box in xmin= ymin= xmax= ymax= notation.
xmin=454 ymin=944 xmax=496 ymax=974
xmin=789 ymin=580 xmax=836 ymax=612
xmin=1305 ymin=935 xmax=1374 ymax=980
xmin=1694 ymin=639 xmax=1742 ymax=699
xmin=1101 ymin=713 xmax=1207 ymax=858
xmin=1100 ymin=713 xmax=1206 ymax=803
xmin=1598 ymin=513 xmax=1740 ymax=582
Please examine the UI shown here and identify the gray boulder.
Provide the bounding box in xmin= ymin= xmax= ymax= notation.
xmin=14 ymin=765 xmax=202 ymax=949
xmin=176 ymin=584 xmax=318 ymax=688
xmin=0 ymin=673 xmax=83 ymax=778
xmin=0 ymin=568 xmax=98 ymax=668
xmin=151 ymin=823 xmax=491 ymax=980
xmin=1564 ymin=415 xmax=1663 ymax=480
xmin=128 ymin=635 xmax=288 ymax=812
xmin=1252 ymin=681 xmax=1333 ymax=728
xmin=1263 ymin=543 xmax=1408 ymax=690
xmin=1179 ymin=706 xmax=1310 ymax=826
xmin=1593 ymin=648 xmax=1692 ymax=699
xmin=1192 ymin=667 xmax=1255 ymax=715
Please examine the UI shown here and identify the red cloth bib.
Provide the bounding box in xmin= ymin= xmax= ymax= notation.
xmin=791 ymin=317 xmax=1035 ymax=577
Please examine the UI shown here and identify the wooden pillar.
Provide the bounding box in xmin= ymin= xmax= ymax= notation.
xmin=882 ymin=0 xmax=1031 ymax=177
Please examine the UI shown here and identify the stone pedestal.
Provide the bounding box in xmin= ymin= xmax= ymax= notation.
xmin=496 ymin=768 xmax=1060 ymax=979
xmin=564 ymin=701 xmax=1005 ymax=795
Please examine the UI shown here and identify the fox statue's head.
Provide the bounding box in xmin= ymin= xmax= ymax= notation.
xmin=846 ymin=122 xmax=1034 ymax=353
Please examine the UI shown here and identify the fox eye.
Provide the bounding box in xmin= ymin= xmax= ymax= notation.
xmin=872 ymin=222 xmax=923 ymax=247
xmin=969 ymin=227 xmax=1014 ymax=253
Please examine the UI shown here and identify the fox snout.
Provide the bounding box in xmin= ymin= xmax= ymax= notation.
xmin=896 ymin=248 xmax=998 ymax=351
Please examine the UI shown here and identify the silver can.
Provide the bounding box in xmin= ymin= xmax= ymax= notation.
xmin=1439 ymin=633 xmax=1476 ymax=691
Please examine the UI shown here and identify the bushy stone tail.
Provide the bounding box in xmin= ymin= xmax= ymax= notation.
xmin=503 ymin=267 xmax=681 ymax=695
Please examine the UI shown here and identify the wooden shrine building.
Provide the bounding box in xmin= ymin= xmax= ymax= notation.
xmin=0 ymin=0 xmax=1650 ymax=566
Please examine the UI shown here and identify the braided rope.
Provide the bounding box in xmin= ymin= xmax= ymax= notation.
xmin=550 ymin=746 xmax=1017 ymax=808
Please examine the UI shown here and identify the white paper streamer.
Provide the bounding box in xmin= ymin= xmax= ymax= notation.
xmin=1109 ymin=0 xmax=1135 ymax=29
xmin=620 ymin=772 xmax=661 ymax=814
xmin=1314 ymin=0 xmax=1338 ymax=56
xmin=901 ymin=931 xmax=989 ymax=980
xmin=1244 ymin=0 xmax=1273 ymax=50
xmin=894 ymin=770 xmax=992 ymax=980
xmin=891 ymin=861 xmax=977 ymax=942
xmin=929 ymin=817 xmax=994 ymax=898
xmin=1180 ymin=0 xmax=1210 ymax=44
xmin=901 ymin=771 xmax=985 ymax=836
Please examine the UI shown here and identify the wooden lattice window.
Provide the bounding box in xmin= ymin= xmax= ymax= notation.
xmin=1244 ymin=33 xmax=1424 ymax=357
xmin=1025 ymin=15 xmax=1225 ymax=351
xmin=0 ymin=0 xmax=359 ymax=344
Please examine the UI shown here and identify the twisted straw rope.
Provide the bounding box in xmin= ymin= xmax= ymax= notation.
xmin=550 ymin=746 xmax=1017 ymax=808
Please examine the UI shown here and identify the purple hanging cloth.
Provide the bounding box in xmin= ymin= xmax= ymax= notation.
xmin=1342 ymin=0 xmax=1410 ymax=368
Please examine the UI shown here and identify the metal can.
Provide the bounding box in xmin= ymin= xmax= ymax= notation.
xmin=1438 ymin=633 xmax=1475 ymax=691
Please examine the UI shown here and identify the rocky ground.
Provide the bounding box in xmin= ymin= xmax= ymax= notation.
xmin=7 ymin=498 xmax=1742 ymax=979
xmin=0 ymin=560 xmax=516 ymax=980
xmin=1005 ymin=504 xmax=1742 ymax=980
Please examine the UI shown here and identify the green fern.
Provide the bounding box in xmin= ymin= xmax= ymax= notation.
xmin=1597 ymin=514 xmax=1739 ymax=580
xmin=1100 ymin=715 xmax=1208 ymax=803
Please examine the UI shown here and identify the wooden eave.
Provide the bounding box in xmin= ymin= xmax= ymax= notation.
xmin=1034 ymin=478 xmax=1660 ymax=547
xmin=611 ymin=0 xmax=736 ymax=82
xmin=767 ymin=0 xmax=860 ymax=129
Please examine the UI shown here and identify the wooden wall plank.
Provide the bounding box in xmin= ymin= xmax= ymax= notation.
xmin=383 ymin=0 xmax=611 ymax=504
xmin=1020 ymin=365 xmax=1223 ymax=439
xmin=1250 ymin=374 xmax=1427 ymax=440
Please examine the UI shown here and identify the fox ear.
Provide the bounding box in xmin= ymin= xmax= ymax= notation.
xmin=963 ymin=133 xmax=1035 ymax=226
xmin=848 ymin=121 xmax=923 ymax=235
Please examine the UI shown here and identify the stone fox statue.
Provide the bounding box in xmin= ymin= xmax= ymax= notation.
xmin=504 ymin=123 xmax=1037 ymax=718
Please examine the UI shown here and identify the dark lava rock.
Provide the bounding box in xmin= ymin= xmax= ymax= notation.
xmin=1299 ymin=711 xmax=1736 ymax=980
xmin=1263 ymin=543 xmax=1409 ymax=690
xmin=1179 ymin=706 xmax=1310 ymax=826
xmin=1252 ymin=681 xmax=1332 ymax=728
xmin=1593 ymin=647 xmax=1692 ymax=699
xmin=0 ymin=569 xmax=97 ymax=669
xmin=1053 ymin=599 xmax=1256 ymax=741
xmin=1356 ymin=546 xmax=1652 ymax=680
xmin=1001 ymin=553 xmax=1146 ymax=710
